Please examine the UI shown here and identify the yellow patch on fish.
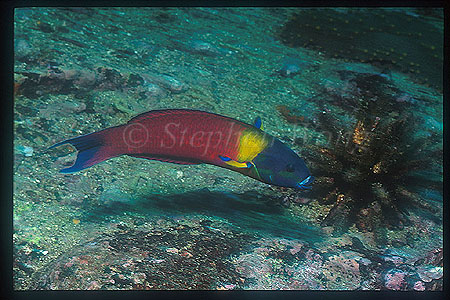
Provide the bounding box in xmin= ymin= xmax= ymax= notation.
xmin=236 ymin=129 xmax=269 ymax=162
xmin=72 ymin=218 xmax=80 ymax=225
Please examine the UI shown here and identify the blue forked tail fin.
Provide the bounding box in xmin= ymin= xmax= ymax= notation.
xmin=49 ymin=130 xmax=116 ymax=173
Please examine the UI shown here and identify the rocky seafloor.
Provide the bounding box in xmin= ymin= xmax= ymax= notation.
xmin=13 ymin=7 xmax=443 ymax=290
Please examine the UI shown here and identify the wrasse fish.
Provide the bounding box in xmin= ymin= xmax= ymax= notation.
xmin=50 ymin=109 xmax=314 ymax=190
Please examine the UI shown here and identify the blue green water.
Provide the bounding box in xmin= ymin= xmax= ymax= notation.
xmin=14 ymin=7 xmax=443 ymax=290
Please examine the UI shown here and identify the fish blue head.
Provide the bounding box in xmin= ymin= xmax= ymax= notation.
xmin=252 ymin=138 xmax=314 ymax=190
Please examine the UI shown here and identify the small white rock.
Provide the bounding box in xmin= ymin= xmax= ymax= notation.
xmin=16 ymin=145 xmax=33 ymax=157
xmin=417 ymin=265 xmax=443 ymax=282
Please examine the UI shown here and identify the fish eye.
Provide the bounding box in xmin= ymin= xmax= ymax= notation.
xmin=286 ymin=164 xmax=295 ymax=172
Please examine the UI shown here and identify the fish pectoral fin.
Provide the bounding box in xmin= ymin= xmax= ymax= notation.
xmin=253 ymin=116 xmax=264 ymax=130
xmin=219 ymin=155 xmax=251 ymax=168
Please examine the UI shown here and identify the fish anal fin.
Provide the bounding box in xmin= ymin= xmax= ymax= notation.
xmin=219 ymin=155 xmax=250 ymax=168
xmin=226 ymin=160 xmax=249 ymax=168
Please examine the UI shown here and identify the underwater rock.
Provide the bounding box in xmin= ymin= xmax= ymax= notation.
xmin=383 ymin=269 xmax=407 ymax=290
xmin=279 ymin=63 xmax=300 ymax=78
xmin=15 ymin=8 xmax=33 ymax=21
xmin=15 ymin=145 xmax=33 ymax=157
xmin=61 ymin=101 xmax=86 ymax=113
xmin=38 ymin=101 xmax=86 ymax=119
xmin=17 ymin=262 xmax=34 ymax=274
xmin=416 ymin=265 xmax=443 ymax=283
xmin=188 ymin=40 xmax=224 ymax=56
xmin=15 ymin=39 xmax=33 ymax=61
xmin=235 ymin=253 xmax=272 ymax=279
xmin=276 ymin=105 xmax=305 ymax=125
xmin=57 ymin=36 xmax=88 ymax=48
xmin=142 ymin=73 xmax=188 ymax=94
xmin=95 ymin=67 xmax=126 ymax=91
xmin=142 ymin=81 xmax=166 ymax=98
xmin=395 ymin=92 xmax=420 ymax=104
xmin=278 ymin=8 xmax=443 ymax=90
xmin=36 ymin=21 xmax=54 ymax=33
xmin=71 ymin=70 xmax=97 ymax=89
xmin=52 ymin=153 xmax=78 ymax=171
xmin=422 ymin=248 xmax=443 ymax=266
xmin=44 ymin=67 xmax=98 ymax=90
xmin=170 ymin=36 xmax=230 ymax=57
xmin=32 ymin=219 xmax=251 ymax=290
xmin=132 ymin=41 xmax=159 ymax=61
xmin=421 ymin=115 xmax=443 ymax=133
xmin=99 ymin=188 xmax=133 ymax=206
xmin=278 ymin=56 xmax=305 ymax=78
xmin=413 ymin=280 xmax=426 ymax=291
xmin=15 ymin=66 xmax=141 ymax=99
xmin=382 ymin=255 xmax=405 ymax=267
xmin=126 ymin=73 xmax=145 ymax=88
xmin=322 ymin=252 xmax=361 ymax=289
xmin=233 ymin=237 xmax=376 ymax=289
xmin=110 ymin=48 xmax=136 ymax=59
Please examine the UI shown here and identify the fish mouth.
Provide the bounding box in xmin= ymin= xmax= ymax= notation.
xmin=296 ymin=175 xmax=314 ymax=190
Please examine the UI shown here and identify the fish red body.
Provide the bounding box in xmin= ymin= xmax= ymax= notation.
xmin=111 ymin=109 xmax=251 ymax=165
xmin=51 ymin=109 xmax=254 ymax=173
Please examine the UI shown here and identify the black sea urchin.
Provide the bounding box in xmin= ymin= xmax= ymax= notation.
xmin=302 ymin=112 xmax=441 ymax=233
xmin=289 ymin=74 xmax=442 ymax=235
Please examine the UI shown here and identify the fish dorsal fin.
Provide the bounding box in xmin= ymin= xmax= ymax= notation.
xmin=254 ymin=116 xmax=264 ymax=130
